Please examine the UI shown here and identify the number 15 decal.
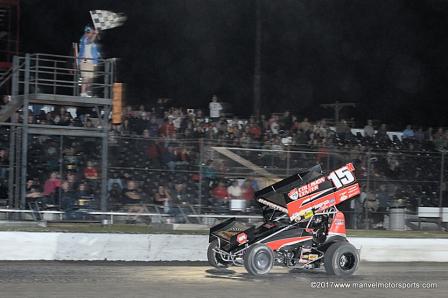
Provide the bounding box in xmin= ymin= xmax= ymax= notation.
xmin=328 ymin=164 xmax=355 ymax=189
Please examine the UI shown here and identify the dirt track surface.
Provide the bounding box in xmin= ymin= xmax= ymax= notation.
xmin=0 ymin=262 xmax=447 ymax=298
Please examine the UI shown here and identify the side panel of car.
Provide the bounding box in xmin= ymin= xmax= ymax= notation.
xmin=328 ymin=211 xmax=347 ymax=236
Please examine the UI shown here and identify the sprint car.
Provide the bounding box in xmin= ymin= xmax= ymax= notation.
xmin=207 ymin=163 xmax=361 ymax=276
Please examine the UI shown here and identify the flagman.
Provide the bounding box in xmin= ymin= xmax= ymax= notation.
xmin=78 ymin=25 xmax=100 ymax=97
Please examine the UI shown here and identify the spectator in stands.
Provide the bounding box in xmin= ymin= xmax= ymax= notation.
xmin=376 ymin=123 xmax=388 ymax=141
xmin=269 ymin=114 xmax=280 ymax=135
xmin=241 ymin=180 xmax=255 ymax=202
xmin=78 ymin=25 xmax=100 ymax=97
xmin=43 ymin=172 xmax=61 ymax=197
xmin=147 ymin=117 xmax=159 ymax=137
xmin=433 ymin=128 xmax=445 ymax=149
xmin=121 ymin=180 xmax=143 ymax=204
xmin=176 ymin=147 xmax=191 ymax=165
xmin=159 ymin=118 xmax=176 ymax=138
xmin=121 ymin=180 xmax=149 ymax=223
xmin=161 ymin=146 xmax=177 ymax=172
xmin=211 ymin=181 xmax=228 ymax=201
xmin=227 ymin=180 xmax=242 ymax=200
xmin=66 ymin=172 xmax=79 ymax=190
xmin=26 ymin=180 xmax=44 ymax=207
xmin=292 ymin=129 xmax=309 ymax=146
xmin=166 ymin=180 xmax=191 ymax=222
xmin=209 ymin=95 xmax=223 ymax=121
xmin=280 ymin=111 xmax=292 ymax=130
xmin=154 ymin=185 xmax=172 ymax=213
xmin=146 ymin=140 xmax=161 ymax=167
xmin=402 ymin=125 xmax=415 ymax=139
xmin=84 ymin=161 xmax=98 ymax=180
xmin=414 ymin=127 xmax=425 ymax=142
xmin=77 ymin=183 xmax=93 ymax=201
xmin=425 ymin=127 xmax=434 ymax=142
xmin=84 ymin=118 xmax=95 ymax=128
xmin=170 ymin=180 xmax=189 ymax=204
xmin=0 ymin=148 xmax=8 ymax=178
xmin=120 ymin=118 xmax=131 ymax=135
xmin=210 ymin=180 xmax=229 ymax=212
xmin=109 ymin=182 xmax=122 ymax=208
xmin=248 ymin=120 xmax=262 ymax=141
xmin=364 ymin=192 xmax=385 ymax=229
xmin=271 ymin=136 xmax=284 ymax=151
xmin=155 ymin=98 xmax=169 ymax=118
xmin=60 ymin=180 xmax=77 ymax=211
xmin=376 ymin=184 xmax=391 ymax=211
xmin=363 ymin=120 xmax=375 ymax=138
xmin=300 ymin=117 xmax=312 ymax=132
xmin=336 ymin=119 xmax=351 ymax=139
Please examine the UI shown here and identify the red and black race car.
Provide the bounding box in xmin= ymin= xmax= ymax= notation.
xmin=207 ymin=163 xmax=361 ymax=276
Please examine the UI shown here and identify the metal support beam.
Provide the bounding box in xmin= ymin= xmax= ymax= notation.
xmin=27 ymin=127 xmax=106 ymax=138
xmin=13 ymin=127 xmax=21 ymax=209
xmin=99 ymin=60 xmax=113 ymax=212
xmin=20 ymin=53 xmax=30 ymax=209
xmin=439 ymin=151 xmax=445 ymax=230
xmin=28 ymin=93 xmax=112 ymax=106
xmin=7 ymin=120 xmax=15 ymax=207
xmin=253 ymin=0 xmax=262 ymax=117
xmin=320 ymin=101 xmax=357 ymax=123
xmin=100 ymin=105 xmax=110 ymax=212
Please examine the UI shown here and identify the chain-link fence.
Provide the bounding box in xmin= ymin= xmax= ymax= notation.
xmin=201 ymin=143 xmax=447 ymax=230
xmin=0 ymin=130 xmax=447 ymax=230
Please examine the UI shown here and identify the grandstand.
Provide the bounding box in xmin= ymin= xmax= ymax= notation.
xmin=0 ymin=58 xmax=447 ymax=230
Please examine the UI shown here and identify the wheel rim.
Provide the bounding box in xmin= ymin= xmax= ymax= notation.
xmin=338 ymin=252 xmax=356 ymax=271
xmin=254 ymin=251 xmax=271 ymax=271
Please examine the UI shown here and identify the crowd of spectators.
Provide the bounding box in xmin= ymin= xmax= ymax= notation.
xmin=1 ymin=96 xmax=448 ymax=226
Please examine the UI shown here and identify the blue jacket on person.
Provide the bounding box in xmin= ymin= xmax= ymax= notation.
xmin=78 ymin=35 xmax=101 ymax=65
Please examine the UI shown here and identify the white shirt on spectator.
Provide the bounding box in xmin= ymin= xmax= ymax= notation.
xmin=270 ymin=121 xmax=279 ymax=135
xmin=364 ymin=125 xmax=375 ymax=137
xmin=209 ymin=101 xmax=223 ymax=119
xmin=228 ymin=184 xmax=242 ymax=198
xmin=84 ymin=44 xmax=93 ymax=59
xmin=173 ymin=116 xmax=182 ymax=129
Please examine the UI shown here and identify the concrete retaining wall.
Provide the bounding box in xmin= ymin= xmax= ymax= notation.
xmin=0 ymin=232 xmax=447 ymax=262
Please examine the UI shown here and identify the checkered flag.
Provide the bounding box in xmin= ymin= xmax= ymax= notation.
xmin=90 ymin=10 xmax=126 ymax=31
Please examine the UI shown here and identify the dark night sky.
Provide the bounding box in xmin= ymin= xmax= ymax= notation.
xmin=19 ymin=0 xmax=448 ymax=128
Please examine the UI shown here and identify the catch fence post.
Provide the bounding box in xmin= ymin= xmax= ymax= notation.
xmin=439 ymin=151 xmax=445 ymax=230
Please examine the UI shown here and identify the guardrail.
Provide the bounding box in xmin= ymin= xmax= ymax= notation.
xmin=418 ymin=207 xmax=448 ymax=222
xmin=0 ymin=208 xmax=170 ymax=224
xmin=0 ymin=208 xmax=264 ymax=225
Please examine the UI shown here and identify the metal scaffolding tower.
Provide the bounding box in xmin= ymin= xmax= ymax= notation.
xmin=0 ymin=53 xmax=115 ymax=211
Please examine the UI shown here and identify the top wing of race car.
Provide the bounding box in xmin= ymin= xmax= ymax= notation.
xmin=255 ymin=163 xmax=361 ymax=222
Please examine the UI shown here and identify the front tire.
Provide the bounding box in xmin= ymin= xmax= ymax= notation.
xmin=207 ymin=240 xmax=228 ymax=268
xmin=324 ymin=241 xmax=359 ymax=276
xmin=243 ymin=244 xmax=274 ymax=276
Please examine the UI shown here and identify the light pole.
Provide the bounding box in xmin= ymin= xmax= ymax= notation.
xmin=253 ymin=0 xmax=262 ymax=117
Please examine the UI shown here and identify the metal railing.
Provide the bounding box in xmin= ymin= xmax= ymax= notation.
xmin=11 ymin=53 xmax=115 ymax=99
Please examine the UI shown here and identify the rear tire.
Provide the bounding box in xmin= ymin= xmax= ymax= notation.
xmin=324 ymin=241 xmax=359 ymax=276
xmin=243 ymin=244 xmax=274 ymax=276
xmin=207 ymin=240 xmax=228 ymax=268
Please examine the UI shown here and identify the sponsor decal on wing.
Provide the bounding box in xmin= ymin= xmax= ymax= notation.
xmin=236 ymin=232 xmax=248 ymax=245
xmin=288 ymin=188 xmax=299 ymax=200
xmin=293 ymin=176 xmax=326 ymax=198
xmin=258 ymin=198 xmax=289 ymax=213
